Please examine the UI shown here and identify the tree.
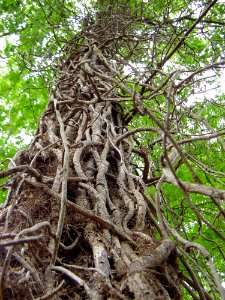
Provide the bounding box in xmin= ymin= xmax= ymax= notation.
xmin=0 ymin=0 xmax=225 ymax=299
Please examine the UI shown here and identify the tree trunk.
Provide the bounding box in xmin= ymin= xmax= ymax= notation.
xmin=0 ymin=33 xmax=182 ymax=300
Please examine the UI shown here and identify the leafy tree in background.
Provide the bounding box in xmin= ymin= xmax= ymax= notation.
xmin=0 ymin=0 xmax=225 ymax=299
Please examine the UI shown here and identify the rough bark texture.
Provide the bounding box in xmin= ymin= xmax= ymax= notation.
xmin=0 ymin=40 xmax=182 ymax=299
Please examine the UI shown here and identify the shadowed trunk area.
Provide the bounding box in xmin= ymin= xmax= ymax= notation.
xmin=0 ymin=14 xmax=182 ymax=299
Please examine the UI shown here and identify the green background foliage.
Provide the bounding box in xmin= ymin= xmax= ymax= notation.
xmin=0 ymin=0 xmax=225 ymax=297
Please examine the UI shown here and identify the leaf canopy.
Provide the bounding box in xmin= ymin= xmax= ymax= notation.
xmin=0 ymin=0 xmax=225 ymax=298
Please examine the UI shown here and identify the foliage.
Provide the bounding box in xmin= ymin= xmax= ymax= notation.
xmin=0 ymin=0 xmax=225 ymax=299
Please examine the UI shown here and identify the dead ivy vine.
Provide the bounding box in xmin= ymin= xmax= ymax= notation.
xmin=0 ymin=6 xmax=225 ymax=300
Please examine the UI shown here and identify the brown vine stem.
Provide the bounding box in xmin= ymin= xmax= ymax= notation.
xmin=0 ymin=221 xmax=55 ymax=299
xmin=34 ymin=280 xmax=65 ymax=300
xmin=164 ymin=218 xmax=225 ymax=299
xmin=51 ymin=96 xmax=70 ymax=265
xmin=0 ymin=235 xmax=42 ymax=247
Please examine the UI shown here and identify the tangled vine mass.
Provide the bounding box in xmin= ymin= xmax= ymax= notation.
xmin=0 ymin=3 xmax=225 ymax=300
